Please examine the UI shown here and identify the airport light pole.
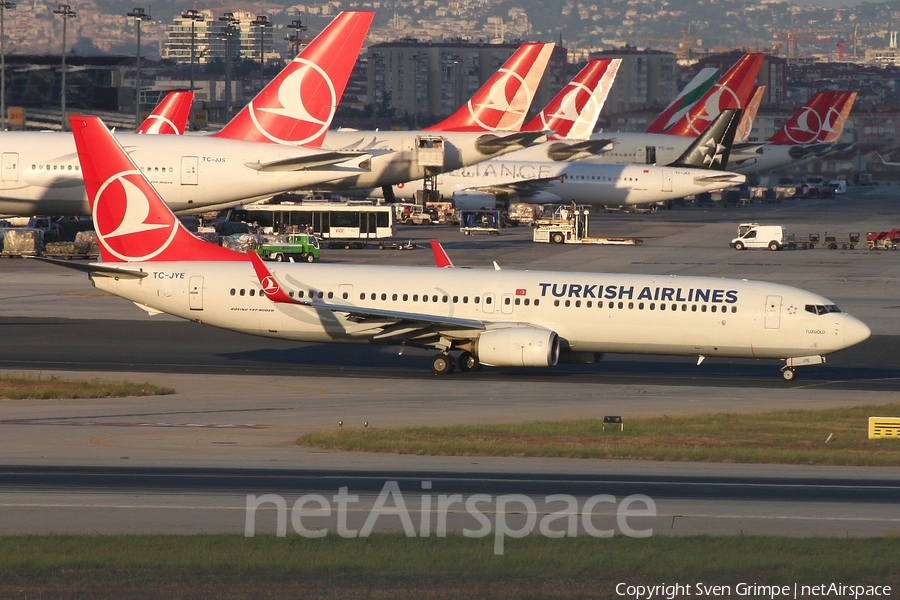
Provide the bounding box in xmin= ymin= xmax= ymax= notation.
xmin=181 ymin=9 xmax=204 ymax=131
xmin=0 ymin=0 xmax=15 ymax=131
xmin=218 ymin=12 xmax=239 ymax=117
xmin=127 ymin=6 xmax=148 ymax=128
xmin=53 ymin=4 xmax=76 ymax=131
xmin=252 ymin=15 xmax=271 ymax=82
xmin=284 ymin=15 xmax=306 ymax=57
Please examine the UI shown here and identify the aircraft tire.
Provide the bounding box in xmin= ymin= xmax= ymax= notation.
xmin=782 ymin=367 xmax=796 ymax=381
xmin=458 ymin=351 xmax=479 ymax=372
xmin=430 ymin=354 xmax=453 ymax=375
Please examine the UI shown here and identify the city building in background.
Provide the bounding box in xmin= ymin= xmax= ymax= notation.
xmin=367 ymin=39 xmax=567 ymax=124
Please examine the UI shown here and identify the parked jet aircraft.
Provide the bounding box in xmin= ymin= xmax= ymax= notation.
xmin=135 ymin=90 xmax=193 ymax=135
xmin=45 ymin=114 xmax=871 ymax=381
xmin=373 ymin=110 xmax=746 ymax=207
xmin=209 ymin=39 xmax=551 ymax=195
xmin=0 ymin=11 xmax=379 ymax=217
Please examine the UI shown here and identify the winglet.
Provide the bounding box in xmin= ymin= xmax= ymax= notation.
xmin=136 ymin=90 xmax=194 ymax=135
xmin=248 ymin=251 xmax=299 ymax=303
xmin=427 ymin=43 xmax=555 ymax=132
xmin=70 ymin=115 xmax=244 ymax=263
xmin=213 ymin=11 xmax=374 ymax=147
xmin=430 ymin=240 xmax=453 ymax=268
xmin=522 ymin=58 xmax=621 ymax=140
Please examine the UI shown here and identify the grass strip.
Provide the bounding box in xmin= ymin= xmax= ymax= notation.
xmin=0 ymin=373 xmax=174 ymax=399
xmin=2 ymin=534 xmax=897 ymax=578
xmin=298 ymin=403 xmax=900 ymax=466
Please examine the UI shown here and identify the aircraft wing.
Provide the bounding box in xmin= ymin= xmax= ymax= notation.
xmin=248 ymin=251 xmax=485 ymax=341
xmin=28 ymin=257 xmax=148 ymax=279
xmin=244 ymin=151 xmax=372 ymax=172
xmin=461 ymin=175 xmax=565 ymax=198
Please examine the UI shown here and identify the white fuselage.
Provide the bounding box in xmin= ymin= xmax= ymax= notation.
xmin=90 ymin=261 xmax=868 ymax=361
xmin=572 ymin=132 xmax=817 ymax=175
xmin=372 ymin=159 xmax=745 ymax=206
xmin=315 ymin=130 xmax=532 ymax=191
xmin=0 ymin=131 xmax=370 ymax=216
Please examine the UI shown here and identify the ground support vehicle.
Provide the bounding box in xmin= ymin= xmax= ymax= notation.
xmin=786 ymin=233 xmax=820 ymax=250
xmin=866 ymin=230 xmax=900 ymax=250
xmin=460 ymin=210 xmax=502 ymax=235
xmin=823 ymin=233 xmax=860 ymax=250
xmin=731 ymin=223 xmax=787 ymax=251
xmin=398 ymin=204 xmax=440 ymax=226
xmin=257 ymin=234 xmax=321 ymax=262
xmin=533 ymin=207 xmax=642 ymax=245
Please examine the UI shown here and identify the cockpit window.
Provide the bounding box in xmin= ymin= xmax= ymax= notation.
xmin=805 ymin=304 xmax=841 ymax=315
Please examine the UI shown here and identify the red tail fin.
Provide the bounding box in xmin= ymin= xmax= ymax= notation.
xmin=426 ymin=42 xmax=555 ymax=132
xmin=522 ymin=58 xmax=620 ymax=140
xmin=767 ymin=92 xmax=836 ymax=145
xmin=818 ymin=91 xmax=857 ymax=143
xmin=213 ymin=11 xmax=373 ymax=147
xmin=735 ymin=86 xmax=765 ymax=143
xmin=248 ymin=251 xmax=296 ymax=302
xmin=135 ymin=90 xmax=194 ymax=135
xmin=429 ymin=240 xmax=454 ymax=268
xmin=664 ymin=53 xmax=764 ymax=137
xmin=70 ymin=116 xmax=244 ymax=263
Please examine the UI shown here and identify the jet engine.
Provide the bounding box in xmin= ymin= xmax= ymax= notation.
xmin=474 ymin=327 xmax=559 ymax=368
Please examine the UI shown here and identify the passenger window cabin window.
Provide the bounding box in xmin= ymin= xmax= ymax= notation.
xmin=371 ymin=293 xmax=376 ymax=300
xmin=731 ymin=306 xmax=737 ymax=313
xmin=661 ymin=304 xmax=666 ymax=311
xmin=565 ymin=300 xmax=571 ymax=307
xmin=433 ymin=295 xmax=439 ymax=303
xmin=639 ymin=302 xmax=644 ymax=310
xmin=534 ymin=300 xmax=539 ymax=306
xmin=452 ymin=296 xmax=458 ymax=303
xmin=318 ymin=292 xmax=324 ymax=299
xmin=328 ymin=292 xmax=334 ymax=299
xmin=692 ymin=305 xmax=697 ymax=312
xmin=230 ymin=289 xmax=235 ymax=296
xmin=413 ymin=295 xmax=419 ymax=301
xmin=462 ymin=296 xmax=468 ymax=303
xmin=381 ymin=293 xmax=387 ymax=301
xmin=403 ymin=294 xmax=409 ymax=301
xmin=628 ymin=302 xmax=633 ymax=309
xmin=240 ymin=289 xmax=245 ymax=296
xmin=485 ymin=297 xmax=492 ymax=304
xmin=249 ymin=289 xmax=256 ymax=297
xmin=586 ymin=301 xmax=591 ymax=308
xmin=711 ymin=305 xmax=717 ymax=313
xmin=617 ymin=301 xmax=623 ymax=309
xmin=289 ymin=291 xmax=294 ymax=298
xmin=298 ymin=291 xmax=305 ymax=298
xmin=474 ymin=297 xmax=480 ymax=303
xmin=650 ymin=303 xmax=655 ymax=310
xmin=701 ymin=305 xmax=707 ymax=312
xmin=360 ymin=293 xmax=365 ymax=300
xmin=393 ymin=294 xmax=398 ymax=301
xmin=343 ymin=293 xmax=349 ymax=300
xmin=554 ymin=300 xmax=560 ymax=307
xmin=514 ymin=298 xmax=520 ymax=305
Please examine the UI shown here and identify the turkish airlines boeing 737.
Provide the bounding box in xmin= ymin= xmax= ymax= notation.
xmin=40 ymin=115 xmax=871 ymax=382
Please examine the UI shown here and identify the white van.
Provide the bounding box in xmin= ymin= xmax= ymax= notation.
xmin=829 ymin=180 xmax=847 ymax=194
xmin=731 ymin=223 xmax=786 ymax=251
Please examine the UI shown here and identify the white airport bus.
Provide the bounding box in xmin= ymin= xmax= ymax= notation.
xmin=224 ymin=203 xmax=395 ymax=244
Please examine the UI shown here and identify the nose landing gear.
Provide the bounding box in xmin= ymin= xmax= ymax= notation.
xmin=781 ymin=367 xmax=796 ymax=381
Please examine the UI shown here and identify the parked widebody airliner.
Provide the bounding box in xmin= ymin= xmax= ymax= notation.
xmin=39 ymin=114 xmax=871 ymax=381
xmin=0 ymin=11 xmax=381 ymax=217
xmin=371 ymin=110 xmax=746 ymax=207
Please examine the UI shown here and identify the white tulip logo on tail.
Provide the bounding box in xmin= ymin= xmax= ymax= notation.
xmin=819 ymin=106 xmax=846 ymax=143
xmin=261 ymin=276 xmax=280 ymax=296
xmin=468 ymin=68 xmax=533 ymax=131
xmin=687 ymin=85 xmax=742 ymax=135
xmin=92 ymin=170 xmax=178 ymax=261
xmin=139 ymin=115 xmax=180 ymax=135
xmin=248 ymin=58 xmax=337 ymax=145
xmin=784 ymin=106 xmax=822 ymax=144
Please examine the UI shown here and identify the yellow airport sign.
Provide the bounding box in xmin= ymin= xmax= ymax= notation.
xmin=868 ymin=417 xmax=900 ymax=439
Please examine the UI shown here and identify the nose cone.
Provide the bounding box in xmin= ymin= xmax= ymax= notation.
xmin=844 ymin=314 xmax=871 ymax=349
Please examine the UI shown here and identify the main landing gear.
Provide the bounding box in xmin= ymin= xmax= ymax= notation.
xmin=781 ymin=367 xmax=796 ymax=381
xmin=430 ymin=351 xmax=481 ymax=375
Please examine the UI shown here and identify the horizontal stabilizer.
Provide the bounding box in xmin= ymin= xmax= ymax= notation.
xmin=28 ymin=257 xmax=148 ymax=279
xmin=546 ymin=139 xmax=614 ymax=161
xmin=694 ymin=173 xmax=745 ymax=184
xmin=245 ymin=152 xmax=371 ymax=172
xmin=475 ymin=131 xmax=547 ymax=156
